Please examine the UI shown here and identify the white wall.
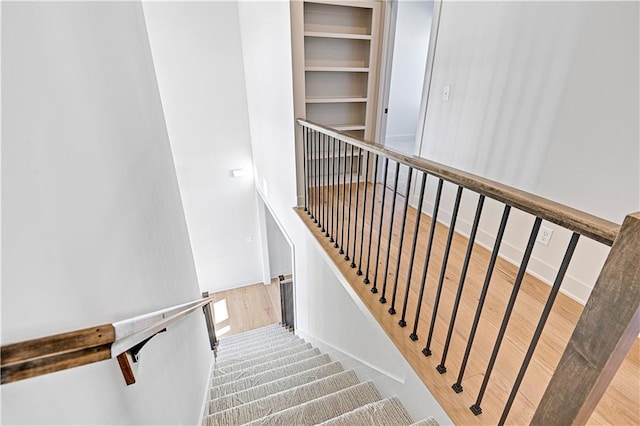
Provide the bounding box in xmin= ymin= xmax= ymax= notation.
xmin=1 ymin=2 xmax=211 ymax=424
xmin=265 ymin=207 xmax=293 ymax=278
xmin=236 ymin=2 xmax=450 ymax=424
xmin=142 ymin=1 xmax=264 ymax=293
xmin=385 ymin=0 xmax=432 ymax=147
xmin=417 ymin=0 xmax=639 ymax=303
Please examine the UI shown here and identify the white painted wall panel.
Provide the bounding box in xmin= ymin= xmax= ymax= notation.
xmin=143 ymin=1 xmax=264 ymax=292
xmin=1 ymin=2 xmax=210 ymax=424
xmin=418 ymin=1 xmax=639 ymax=302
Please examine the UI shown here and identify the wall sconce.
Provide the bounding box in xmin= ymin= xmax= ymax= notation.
xmin=231 ymin=169 xmax=245 ymax=178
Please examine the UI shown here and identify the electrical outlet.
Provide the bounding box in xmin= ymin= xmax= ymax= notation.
xmin=536 ymin=226 xmax=553 ymax=246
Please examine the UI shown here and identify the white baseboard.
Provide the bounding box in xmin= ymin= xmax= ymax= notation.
xmin=198 ymin=353 xmax=215 ymax=423
xmin=295 ymin=330 xmax=405 ymax=383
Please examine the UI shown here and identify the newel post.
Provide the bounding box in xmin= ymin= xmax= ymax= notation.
xmin=201 ymin=292 xmax=218 ymax=352
xmin=531 ymin=212 xmax=640 ymax=425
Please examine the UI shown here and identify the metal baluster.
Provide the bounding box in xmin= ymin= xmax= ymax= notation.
xmin=324 ymin=134 xmax=330 ymax=237
xmin=318 ymin=133 xmax=327 ymax=232
xmin=309 ymin=129 xmax=316 ymax=221
xmin=336 ymin=139 xmax=343 ymax=249
xmin=379 ymin=162 xmax=401 ymax=304
xmin=330 ymin=137 xmax=337 ymax=243
xmin=389 ymin=167 xmax=414 ymax=314
xmin=498 ymin=232 xmax=580 ymax=425
xmin=399 ymin=172 xmax=428 ymax=326
xmin=339 ymin=142 xmax=349 ymax=254
xmin=470 ymin=217 xmax=543 ymax=416
xmin=350 ymin=148 xmax=363 ymax=268
xmin=302 ymin=127 xmax=308 ymax=212
xmin=423 ymin=185 xmax=464 ymax=356
xmin=315 ymin=131 xmax=321 ymax=226
xmin=452 ymin=205 xmax=511 ymax=392
xmin=357 ymin=151 xmax=371 ymax=276
xmin=344 ymin=144 xmax=356 ymax=261
xmin=363 ymin=154 xmax=380 ymax=284
xmin=436 ymin=195 xmax=485 ymax=373
xmin=410 ymin=178 xmax=444 ymax=341
xmin=371 ymin=158 xmax=390 ymax=294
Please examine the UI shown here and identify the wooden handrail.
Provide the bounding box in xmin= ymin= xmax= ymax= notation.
xmin=1 ymin=295 xmax=215 ymax=385
xmin=297 ymin=118 xmax=620 ymax=246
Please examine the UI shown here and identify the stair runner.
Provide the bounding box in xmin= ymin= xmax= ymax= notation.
xmin=203 ymin=324 xmax=439 ymax=426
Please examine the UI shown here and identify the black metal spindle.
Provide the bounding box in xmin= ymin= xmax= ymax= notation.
xmin=309 ymin=129 xmax=316 ymax=221
xmin=350 ymin=148 xmax=363 ymax=268
xmin=318 ymin=133 xmax=327 ymax=232
xmin=436 ymin=195 xmax=485 ymax=373
xmin=470 ymin=217 xmax=543 ymax=416
xmin=363 ymin=154 xmax=380 ymax=284
xmin=315 ymin=131 xmax=321 ymax=226
xmin=389 ymin=167 xmax=414 ymax=315
xmin=330 ymin=137 xmax=337 ymax=243
xmin=303 ymin=127 xmax=308 ymax=212
xmin=399 ymin=172 xmax=428 ymax=326
xmin=423 ymin=185 xmax=464 ymax=356
xmin=357 ymin=151 xmax=371 ymax=276
xmin=410 ymin=178 xmax=444 ymax=341
xmin=336 ymin=139 xmax=344 ymax=250
xmin=371 ymin=158 xmax=390 ymax=294
xmin=339 ymin=142 xmax=349 ymax=254
xmin=324 ymin=134 xmax=331 ymax=237
xmin=452 ymin=205 xmax=511 ymax=393
xmin=379 ymin=162 xmax=401 ymax=304
xmin=344 ymin=144 xmax=356 ymax=261
xmin=498 ymin=232 xmax=580 ymax=425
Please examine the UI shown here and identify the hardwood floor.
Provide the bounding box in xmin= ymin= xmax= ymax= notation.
xmin=210 ymin=281 xmax=281 ymax=339
xmin=297 ymin=181 xmax=639 ymax=425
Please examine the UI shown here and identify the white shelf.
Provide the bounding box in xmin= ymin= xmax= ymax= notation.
xmin=304 ymin=31 xmax=372 ymax=40
xmin=330 ymin=124 xmax=366 ymax=131
xmin=310 ymin=149 xmax=363 ymax=160
xmin=306 ymin=96 xmax=368 ymax=104
xmin=305 ymin=66 xmax=369 ymax=73
xmin=308 ymin=174 xmax=363 ymax=187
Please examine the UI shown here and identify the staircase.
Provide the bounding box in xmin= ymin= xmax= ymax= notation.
xmin=202 ymin=324 xmax=439 ymax=425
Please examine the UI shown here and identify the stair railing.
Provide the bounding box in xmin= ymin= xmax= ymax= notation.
xmin=1 ymin=294 xmax=217 ymax=385
xmin=296 ymin=118 xmax=639 ymax=425
xmin=279 ymin=275 xmax=295 ymax=331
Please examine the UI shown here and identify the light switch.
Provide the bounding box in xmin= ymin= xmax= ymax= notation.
xmin=442 ymin=85 xmax=451 ymax=101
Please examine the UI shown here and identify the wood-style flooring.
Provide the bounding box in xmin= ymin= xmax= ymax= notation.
xmin=210 ymin=280 xmax=281 ymax=339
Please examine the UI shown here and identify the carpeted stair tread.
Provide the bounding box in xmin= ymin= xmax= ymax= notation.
xmin=215 ymin=334 xmax=301 ymax=360
xmin=217 ymin=327 xmax=291 ymax=349
xmin=217 ymin=325 xmax=288 ymax=346
xmin=216 ymin=334 xmax=296 ymax=357
xmin=210 ymin=354 xmax=332 ymax=399
xmin=242 ymin=381 xmax=381 ymax=426
xmin=217 ymin=323 xmax=283 ymax=343
xmin=213 ymin=343 xmax=313 ymax=376
xmin=319 ymin=396 xmax=414 ymax=425
xmin=209 ymin=361 xmax=345 ymax=413
xmin=215 ymin=338 xmax=305 ymax=368
xmin=410 ymin=417 xmax=440 ymax=426
xmin=205 ymin=370 xmax=360 ymax=425
xmin=210 ymin=347 xmax=322 ymax=386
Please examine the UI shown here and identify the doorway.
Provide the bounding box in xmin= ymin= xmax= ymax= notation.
xmin=376 ymin=0 xmax=439 ymax=196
